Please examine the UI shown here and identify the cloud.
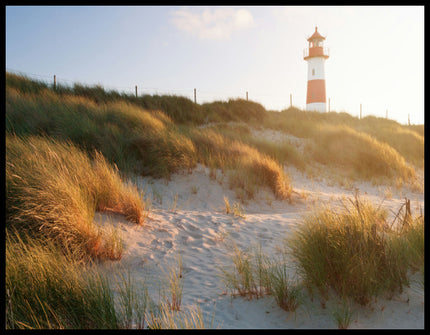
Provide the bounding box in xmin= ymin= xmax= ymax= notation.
xmin=171 ymin=8 xmax=254 ymax=40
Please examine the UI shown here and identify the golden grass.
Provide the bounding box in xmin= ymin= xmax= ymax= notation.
xmin=188 ymin=128 xmax=292 ymax=201
xmin=308 ymin=124 xmax=416 ymax=183
xmin=6 ymin=134 xmax=146 ymax=260
xmin=288 ymin=194 xmax=423 ymax=305
xmin=6 ymin=86 xmax=197 ymax=178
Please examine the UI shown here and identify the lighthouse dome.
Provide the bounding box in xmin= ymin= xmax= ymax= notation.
xmin=307 ymin=26 xmax=325 ymax=41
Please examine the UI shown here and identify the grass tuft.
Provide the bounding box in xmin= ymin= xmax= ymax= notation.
xmin=288 ymin=193 xmax=423 ymax=305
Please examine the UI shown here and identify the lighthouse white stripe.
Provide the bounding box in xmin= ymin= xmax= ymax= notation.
xmin=307 ymin=57 xmax=326 ymax=81
xmin=306 ymin=102 xmax=326 ymax=112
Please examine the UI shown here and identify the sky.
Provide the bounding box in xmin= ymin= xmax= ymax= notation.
xmin=6 ymin=6 xmax=424 ymax=125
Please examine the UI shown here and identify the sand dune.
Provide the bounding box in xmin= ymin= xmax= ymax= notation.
xmin=94 ymin=158 xmax=424 ymax=329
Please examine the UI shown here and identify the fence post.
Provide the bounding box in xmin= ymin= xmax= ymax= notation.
xmin=246 ymin=91 xmax=248 ymax=101
xmin=194 ymin=88 xmax=196 ymax=104
xmin=135 ymin=85 xmax=138 ymax=98
xmin=53 ymin=75 xmax=56 ymax=90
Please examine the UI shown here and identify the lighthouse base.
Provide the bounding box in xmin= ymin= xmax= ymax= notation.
xmin=306 ymin=102 xmax=326 ymax=113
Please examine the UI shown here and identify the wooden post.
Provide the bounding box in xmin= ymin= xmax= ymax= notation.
xmin=194 ymin=88 xmax=196 ymax=104
xmin=53 ymin=75 xmax=56 ymax=90
xmin=246 ymin=91 xmax=248 ymax=101
xmin=403 ymin=197 xmax=411 ymax=229
xmin=135 ymin=85 xmax=138 ymax=98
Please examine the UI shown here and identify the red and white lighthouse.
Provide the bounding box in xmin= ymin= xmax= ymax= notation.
xmin=304 ymin=27 xmax=329 ymax=112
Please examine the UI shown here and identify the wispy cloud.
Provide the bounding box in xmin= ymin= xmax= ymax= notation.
xmin=170 ymin=7 xmax=254 ymax=40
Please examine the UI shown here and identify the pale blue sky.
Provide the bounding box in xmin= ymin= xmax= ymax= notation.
xmin=6 ymin=6 xmax=424 ymax=125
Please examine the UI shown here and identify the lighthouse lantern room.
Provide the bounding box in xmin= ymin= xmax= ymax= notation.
xmin=304 ymin=27 xmax=329 ymax=112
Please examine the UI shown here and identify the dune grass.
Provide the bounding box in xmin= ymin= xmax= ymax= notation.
xmin=5 ymin=230 xmax=153 ymax=329
xmin=288 ymin=193 xmax=424 ymax=306
xmin=161 ymin=255 xmax=184 ymax=311
xmin=219 ymin=241 xmax=301 ymax=312
xmin=263 ymin=107 xmax=423 ymax=172
xmin=147 ymin=302 xmax=216 ymax=329
xmin=307 ymin=124 xmax=416 ymax=183
xmin=188 ymin=128 xmax=292 ymax=201
xmin=207 ymin=122 xmax=307 ymax=171
xmin=6 ymin=227 xmax=215 ymax=329
xmin=6 ymin=231 xmax=117 ymax=329
xmin=223 ymin=196 xmax=246 ymax=218
xmin=358 ymin=116 xmax=424 ymax=168
xmin=6 ymin=85 xmax=197 ymax=178
xmin=6 ymin=134 xmax=146 ymax=260
xmin=7 ymin=72 xmax=423 ymax=187
xmin=202 ymin=98 xmax=267 ymax=123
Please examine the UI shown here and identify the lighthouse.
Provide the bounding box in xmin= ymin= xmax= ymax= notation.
xmin=304 ymin=27 xmax=329 ymax=112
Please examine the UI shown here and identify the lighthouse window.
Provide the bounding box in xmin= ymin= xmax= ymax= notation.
xmin=312 ymin=69 xmax=315 ymax=76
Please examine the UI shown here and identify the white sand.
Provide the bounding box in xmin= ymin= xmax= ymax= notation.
xmin=93 ymin=129 xmax=424 ymax=329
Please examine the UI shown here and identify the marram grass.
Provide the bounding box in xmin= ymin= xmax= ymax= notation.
xmin=6 ymin=230 xmax=119 ymax=329
xmin=288 ymin=194 xmax=423 ymax=305
xmin=6 ymin=134 xmax=146 ymax=260
xmin=307 ymin=124 xmax=416 ymax=183
xmin=219 ymin=241 xmax=301 ymax=312
xmin=188 ymin=128 xmax=292 ymax=201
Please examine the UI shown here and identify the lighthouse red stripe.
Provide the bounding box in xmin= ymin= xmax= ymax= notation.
xmin=306 ymin=79 xmax=326 ymax=104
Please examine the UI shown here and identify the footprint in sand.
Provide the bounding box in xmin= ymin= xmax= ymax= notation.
xmin=181 ymin=235 xmax=197 ymax=246
xmin=188 ymin=236 xmax=203 ymax=248
xmin=187 ymin=223 xmax=200 ymax=231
